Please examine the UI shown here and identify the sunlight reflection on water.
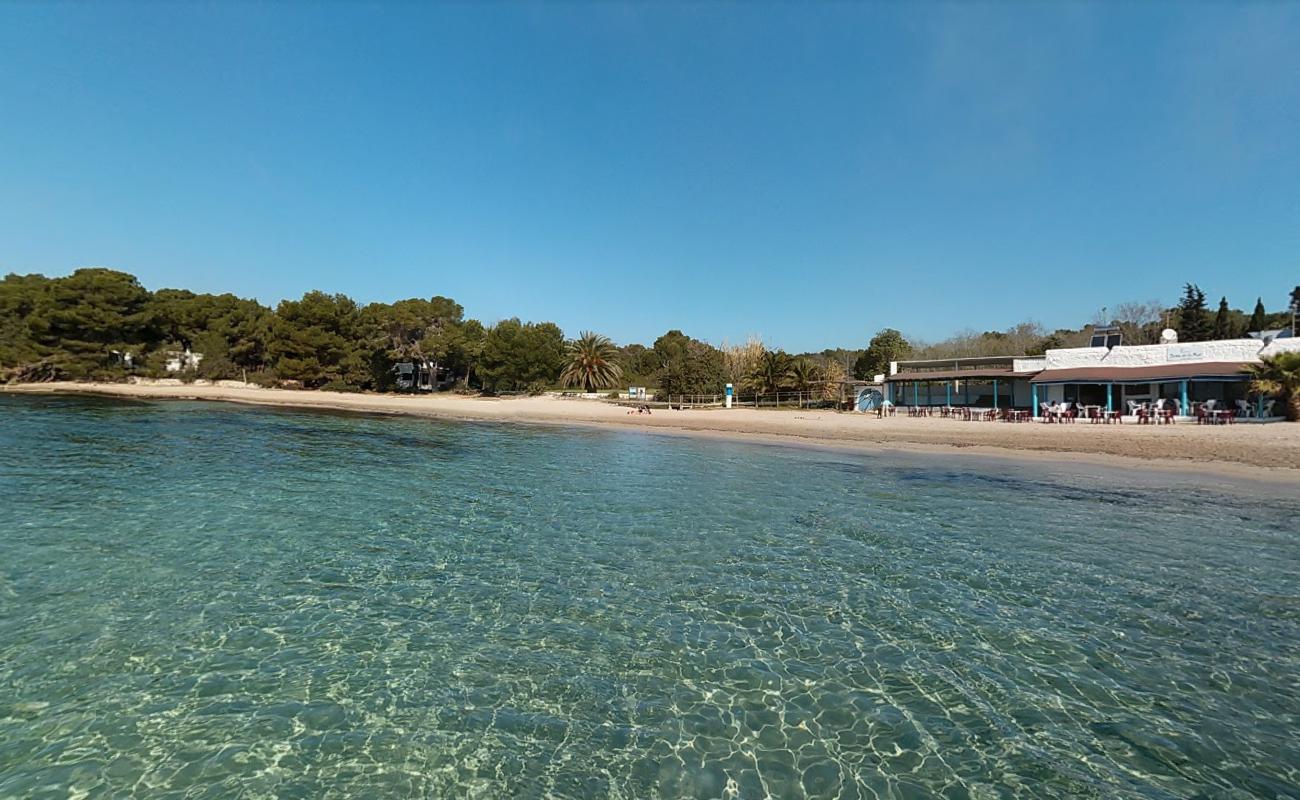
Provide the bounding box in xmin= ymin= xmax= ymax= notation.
xmin=1 ymin=396 xmax=1297 ymax=798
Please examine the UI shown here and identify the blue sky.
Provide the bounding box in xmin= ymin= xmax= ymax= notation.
xmin=2 ymin=3 xmax=1297 ymax=351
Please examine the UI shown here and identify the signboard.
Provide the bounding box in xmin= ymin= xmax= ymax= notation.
xmin=1167 ymin=345 xmax=1205 ymax=362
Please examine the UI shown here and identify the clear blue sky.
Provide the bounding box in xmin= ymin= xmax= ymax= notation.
xmin=2 ymin=3 xmax=1297 ymax=351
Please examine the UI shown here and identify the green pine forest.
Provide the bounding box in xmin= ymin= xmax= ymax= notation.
xmin=2 ymin=269 xmax=1297 ymax=397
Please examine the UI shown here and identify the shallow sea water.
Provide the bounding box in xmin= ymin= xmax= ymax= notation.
xmin=0 ymin=395 xmax=1297 ymax=799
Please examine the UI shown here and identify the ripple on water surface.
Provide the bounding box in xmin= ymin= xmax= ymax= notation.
xmin=0 ymin=395 xmax=1297 ymax=799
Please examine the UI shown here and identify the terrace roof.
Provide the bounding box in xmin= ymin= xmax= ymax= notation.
xmin=886 ymin=368 xmax=1030 ymax=382
xmin=894 ymin=355 xmax=1022 ymax=369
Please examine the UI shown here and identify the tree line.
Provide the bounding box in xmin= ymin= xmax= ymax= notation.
xmin=2 ymin=269 xmax=1296 ymax=397
xmin=0 ymin=269 xmax=560 ymax=392
xmin=0 ymin=268 xmax=835 ymax=397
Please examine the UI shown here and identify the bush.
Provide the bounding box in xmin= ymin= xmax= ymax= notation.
xmin=197 ymin=355 xmax=238 ymax=382
xmin=526 ymin=379 xmax=550 ymax=396
xmin=87 ymin=367 xmax=131 ymax=383
xmin=245 ymin=371 xmax=280 ymax=388
xmin=319 ymin=379 xmax=362 ymax=393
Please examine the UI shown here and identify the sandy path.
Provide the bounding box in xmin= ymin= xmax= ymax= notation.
xmin=5 ymin=381 xmax=1299 ymax=483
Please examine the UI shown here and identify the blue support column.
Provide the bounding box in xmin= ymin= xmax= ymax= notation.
xmin=993 ymin=379 xmax=999 ymax=410
xmin=946 ymin=381 xmax=952 ymax=406
xmin=912 ymin=382 xmax=918 ymax=406
xmin=1180 ymin=380 xmax=1189 ymax=415
xmin=964 ymin=381 xmax=970 ymax=405
xmin=1106 ymin=383 xmax=1113 ymax=412
xmin=1032 ymin=384 xmax=1039 ymax=417
xmin=1258 ymin=394 xmax=1264 ymax=418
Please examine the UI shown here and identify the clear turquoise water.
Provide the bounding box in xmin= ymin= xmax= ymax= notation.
xmin=0 ymin=395 xmax=1297 ymax=799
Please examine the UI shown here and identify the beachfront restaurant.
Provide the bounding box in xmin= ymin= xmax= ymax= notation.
xmin=1027 ymin=336 xmax=1300 ymax=418
xmin=884 ymin=336 xmax=1300 ymax=419
xmin=883 ymin=356 xmax=1040 ymax=411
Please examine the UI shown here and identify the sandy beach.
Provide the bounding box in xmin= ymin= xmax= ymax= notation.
xmin=6 ymin=381 xmax=1299 ymax=483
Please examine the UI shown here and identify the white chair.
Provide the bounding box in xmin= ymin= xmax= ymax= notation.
xmin=1127 ymin=400 xmax=1141 ymax=415
xmin=1236 ymin=399 xmax=1250 ymax=417
xmin=1263 ymin=399 xmax=1276 ymax=418
xmin=1204 ymin=399 xmax=1217 ymax=411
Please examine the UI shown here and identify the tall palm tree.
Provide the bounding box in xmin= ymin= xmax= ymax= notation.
xmin=560 ymin=331 xmax=623 ymax=391
xmin=750 ymin=350 xmax=793 ymax=395
xmin=1244 ymin=352 xmax=1300 ymax=421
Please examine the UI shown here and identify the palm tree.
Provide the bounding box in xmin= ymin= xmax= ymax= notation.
xmin=789 ymin=358 xmax=821 ymax=392
xmin=750 ymin=350 xmax=793 ymax=396
xmin=788 ymin=358 xmax=823 ymax=407
xmin=560 ymin=331 xmax=623 ymax=392
xmin=1244 ymin=352 xmax=1300 ymax=421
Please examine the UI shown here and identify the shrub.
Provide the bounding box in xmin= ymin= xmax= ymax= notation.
xmin=319 ymin=379 xmax=362 ymax=393
xmin=245 ymin=371 xmax=280 ymax=388
xmin=197 ymin=355 xmax=238 ymax=381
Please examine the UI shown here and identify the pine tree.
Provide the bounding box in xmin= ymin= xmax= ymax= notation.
xmin=1175 ymin=284 xmax=1212 ymax=342
xmin=1247 ymin=298 xmax=1267 ymax=333
xmin=1213 ymin=297 xmax=1234 ymax=340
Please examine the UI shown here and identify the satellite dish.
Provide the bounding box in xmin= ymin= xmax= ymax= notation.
xmin=1160 ymin=328 xmax=1178 ymax=343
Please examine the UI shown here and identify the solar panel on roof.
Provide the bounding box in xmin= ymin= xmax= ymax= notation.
xmin=1090 ymin=326 xmax=1122 ymax=348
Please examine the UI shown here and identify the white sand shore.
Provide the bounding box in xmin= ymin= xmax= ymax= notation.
xmin=5 ymin=381 xmax=1299 ymax=483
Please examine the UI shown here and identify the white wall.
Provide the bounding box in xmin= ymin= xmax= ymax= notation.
xmin=1043 ymin=337 xmax=1300 ymax=369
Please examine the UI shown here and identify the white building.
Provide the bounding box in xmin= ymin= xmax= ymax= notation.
xmin=164 ymin=349 xmax=203 ymax=373
xmin=886 ymin=336 xmax=1300 ymax=417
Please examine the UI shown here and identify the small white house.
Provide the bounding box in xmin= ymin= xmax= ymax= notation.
xmin=164 ymin=349 xmax=203 ymax=373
